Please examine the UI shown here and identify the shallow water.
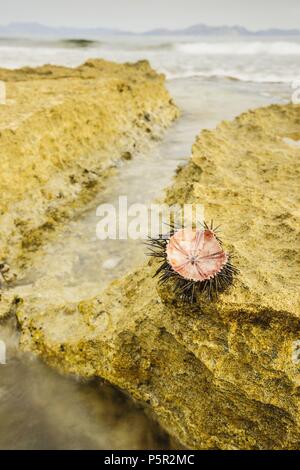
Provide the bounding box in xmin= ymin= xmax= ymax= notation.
xmin=0 ymin=77 xmax=290 ymax=449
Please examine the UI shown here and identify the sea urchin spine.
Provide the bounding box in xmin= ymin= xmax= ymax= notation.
xmin=146 ymin=221 xmax=239 ymax=303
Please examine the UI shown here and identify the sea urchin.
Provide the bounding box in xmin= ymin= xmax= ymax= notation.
xmin=147 ymin=221 xmax=238 ymax=303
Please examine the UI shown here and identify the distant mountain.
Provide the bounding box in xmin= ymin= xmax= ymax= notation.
xmin=0 ymin=22 xmax=129 ymax=38
xmin=0 ymin=22 xmax=299 ymax=38
xmin=144 ymin=24 xmax=249 ymax=36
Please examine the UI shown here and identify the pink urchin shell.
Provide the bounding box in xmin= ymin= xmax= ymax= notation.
xmin=166 ymin=228 xmax=228 ymax=282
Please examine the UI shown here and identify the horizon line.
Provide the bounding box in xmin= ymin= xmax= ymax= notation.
xmin=0 ymin=21 xmax=300 ymax=35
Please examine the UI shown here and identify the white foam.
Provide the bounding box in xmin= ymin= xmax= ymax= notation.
xmin=0 ymin=37 xmax=299 ymax=85
xmin=164 ymin=69 xmax=297 ymax=83
xmin=177 ymin=41 xmax=300 ymax=55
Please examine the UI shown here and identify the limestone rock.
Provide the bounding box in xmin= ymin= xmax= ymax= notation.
xmin=0 ymin=293 xmax=18 ymax=321
xmin=17 ymin=103 xmax=300 ymax=449
xmin=0 ymin=59 xmax=179 ymax=273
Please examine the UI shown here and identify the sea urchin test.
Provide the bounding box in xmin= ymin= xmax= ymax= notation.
xmin=147 ymin=222 xmax=239 ymax=303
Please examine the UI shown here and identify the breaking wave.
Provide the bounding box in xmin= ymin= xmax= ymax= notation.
xmin=177 ymin=41 xmax=300 ymax=55
xmin=164 ymin=69 xmax=298 ymax=83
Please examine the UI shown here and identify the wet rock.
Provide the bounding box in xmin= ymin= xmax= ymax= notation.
xmin=0 ymin=263 xmax=9 ymax=289
xmin=0 ymin=293 xmax=20 ymax=321
xmin=0 ymin=59 xmax=179 ymax=274
xmin=17 ymin=103 xmax=300 ymax=449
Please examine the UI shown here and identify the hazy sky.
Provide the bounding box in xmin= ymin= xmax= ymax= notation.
xmin=0 ymin=0 xmax=299 ymax=31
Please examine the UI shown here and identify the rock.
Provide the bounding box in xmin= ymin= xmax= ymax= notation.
xmin=0 ymin=293 xmax=19 ymax=321
xmin=121 ymin=151 xmax=133 ymax=161
xmin=16 ymin=103 xmax=300 ymax=449
xmin=0 ymin=263 xmax=9 ymax=289
xmin=0 ymin=59 xmax=179 ymax=275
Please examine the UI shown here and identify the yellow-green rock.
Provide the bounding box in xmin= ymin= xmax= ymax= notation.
xmin=16 ymin=102 xmax=300 ymax=449
xmin=0 ymin=59 xmax=179 ymax=272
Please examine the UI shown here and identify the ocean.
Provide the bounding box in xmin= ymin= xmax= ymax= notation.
xmin=0 ymin=34 xmax=299 ymax=84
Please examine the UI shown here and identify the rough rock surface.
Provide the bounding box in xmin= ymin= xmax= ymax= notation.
xmin=0 ymin=59 xmax=178 ymax=272
xmin=17 ymin=103 xmax=300 ymax=449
